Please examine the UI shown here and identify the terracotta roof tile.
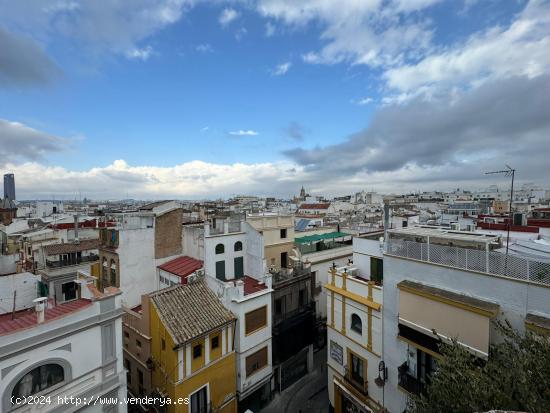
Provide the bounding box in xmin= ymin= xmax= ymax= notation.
xmin=150 ymin=281 xmax=235 ymax=346
xmin=43 ymin=239 xmax=100 ymax=256
xmin=0 ymin=299 xmax=92 ymax=336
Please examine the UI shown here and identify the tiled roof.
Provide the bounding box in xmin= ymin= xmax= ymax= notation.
xmin=0 ymin=299 xmax=92 ymax=336
xmin=242 ymin=276 xmax=268 ymax=296
xmin=150 ymin=282 xmax=235 ymax=346
xmin=299 ymin=203 xmax=330 ymax=210
xmin=43 ymin=239 xmax=100 ymax=256
xmin=158 ymin=256 xmax=203 ymax=283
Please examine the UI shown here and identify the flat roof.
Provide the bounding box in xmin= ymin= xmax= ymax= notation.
xmin=389 ymin=226 xmax=500 ymax=244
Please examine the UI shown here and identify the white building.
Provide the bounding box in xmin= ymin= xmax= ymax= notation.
xmin=380 ymin=226 xmax=550 ymax=413
xmin=183 ymin=217 xmax=275 ymax=411
xmin=0 ymin=277 xmax=126 ymax=413
xmin=326 ymin=234 xmax=385 ymax=413
xmin=98 ymin=203 xmax=184 ymax=307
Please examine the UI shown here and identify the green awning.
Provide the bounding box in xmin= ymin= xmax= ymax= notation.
xmin=294 ymin=231 xmax=351 ymax=244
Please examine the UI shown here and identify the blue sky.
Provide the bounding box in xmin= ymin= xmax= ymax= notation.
xmin=1 ymin=0 xmax=549 ymax=199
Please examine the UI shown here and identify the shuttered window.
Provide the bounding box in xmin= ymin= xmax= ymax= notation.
xmin=245 ymin=306 xmax=267 ymax=335
xmin=246 ymin=346 xmax=268 ymax=377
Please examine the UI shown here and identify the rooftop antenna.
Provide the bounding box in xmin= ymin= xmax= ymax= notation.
xmin=485 ymin=165 xmax=515 ymax=263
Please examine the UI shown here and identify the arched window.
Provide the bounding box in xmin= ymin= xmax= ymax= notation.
xmin=12 ymin=364 xmax=64 ymax=400
xmin=110 ymin=259 xmax=117 ymax=286
xmin=215 ymin=244 xmax=225 ymax=254
xmin=234 ymin=241 xmax=243 ymax=251
xmin=351 ymin=314 xmax=362 ymax=334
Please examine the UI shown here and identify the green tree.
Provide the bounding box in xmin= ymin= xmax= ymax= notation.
xmin=408 ymin=322 xmax=550 ymax=413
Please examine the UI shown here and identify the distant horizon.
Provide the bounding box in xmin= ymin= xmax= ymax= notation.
xmin=1 ymin=1 xmax=549 ymax=199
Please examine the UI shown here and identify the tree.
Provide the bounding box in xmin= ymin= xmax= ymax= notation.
xmin=408 ymin=322 xmax=550 ymax=413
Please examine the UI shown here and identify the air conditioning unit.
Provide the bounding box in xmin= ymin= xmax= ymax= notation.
xmin=195 ymin=269 xmax=205 ymax=278
xmin=466 ymin=224 xmax=476 ymax=232
xmin=450 ymin=222 xmax=460 ymax=231
xmin=187 ymin=274 xmax=197 ymax=284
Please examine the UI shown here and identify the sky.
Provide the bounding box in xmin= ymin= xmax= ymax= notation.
xmin=0 ymin=0 xmax=549 ymax=200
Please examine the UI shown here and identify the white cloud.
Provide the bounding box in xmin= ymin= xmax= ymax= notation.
xmin=265 ymin=22 xmax=276 ymax=37
xmin=0 ymin=159 xmax=307 ymax=199
xmin=195 ymin=43 xmax=213 ymax=53
xmin=125 ymin=45 xmax=153 ymax=60
xmin=383 ymin=0 xmax=550 ymax=94
xmin=200 ymin=126 xmax=209 ymax=132
xmin=272 ymin=62 xmax=291 ymax=76
xmin=354 ymin=97 xmax=374 ymax=105
xmin=219 ymin=8 xmax=240 ymax=27
xmin=258 ymin=0 xmax=437 ymax=68
xmin=0 ymin=0 xmax=193 ymax=59
xmin=229 ymin=129 xmax=259 ymax=136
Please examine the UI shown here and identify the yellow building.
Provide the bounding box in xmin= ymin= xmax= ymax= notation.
xmin=246 ymin=214 xmax=295 ymax=270
xmin=149 ymin=281 xmax=237 ymax=413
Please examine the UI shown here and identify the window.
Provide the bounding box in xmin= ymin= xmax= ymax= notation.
xmin=234 ymin=241 xmax=243 ymax=251
xmin=245 ymin=347 xmax=268 ymax=377
xmin=161 ymin=338 xmax=166 ymax=350
xmin=102 ymin=257 xmax=108 ymax=278
xmin=370 ymin=257 xmax=383 ymax=284
xmin=280 ymin=228 xmax=287 ymax=239
xmin=299 ymin=289 xmax=306 ymax=307
xmin=136 ymin=339 xmax=141 ymax=348
xmin=211 ymin=335 xmax=219 ymax=349
xmin=138 ymin=369 xmax=143 ymax=385
xmin=124 ymin=331 xmax=129 ymax=339
xmin=61 ymin=281 xmax=77 ymax=302
xmin=350 ymin=352 xmax=365 ymax=386
xmin=275 ymin=298 xmax=283 ymax=315
xmin=245 ymin=306 xmax=267 ymax=335
xmin=124 ymin=359 xmax=131 ymax=385
xmin=193 ymin=344 xmax=202 ymax=359
xmin=280 ymin=252 xmax=288 ymax=268
xmin=351 ymin=314 xmax=362 ymax=334
xmin=216 ymin=260 xmax=226 ymax=281
xmin=12 ymin=364 xmax=64 ymax=400
xmin=190 ymin=386 xmax=208 ymax=413
xmin=110 ymin=259 xmax=117 ymax=286
xmin=234 ymin=256 xmax=244 ymax=278
xmin=215 ymin=243 xmax=224 ymax=254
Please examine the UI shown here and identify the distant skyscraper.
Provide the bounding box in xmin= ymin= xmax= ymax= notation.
xmin=3 ymin=173 xmax=15 ymax=201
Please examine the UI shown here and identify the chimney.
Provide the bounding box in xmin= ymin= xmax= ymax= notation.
xmin=235 ymin=279 xmax=244 ymax=299
xmin=74 ymin=214 xmax=79 ymax=240
xmin=33 ymin=297 xmax=48 ymax=324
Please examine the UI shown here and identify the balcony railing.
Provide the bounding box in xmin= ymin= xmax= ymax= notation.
xmin=45 ymin=254 xmax=99 ymax=268
xmin=272 ymin=262 xmax=310 ymax=283
xmin=386 ymin=239 xmax=550 ymax=286
xmin=398 ymin=362 xmax=422 ymax=395
xmin=344 ymin=366 xmax=368 ymax=396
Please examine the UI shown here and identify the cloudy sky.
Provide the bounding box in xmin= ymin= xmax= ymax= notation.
xmin=1 ymin=0 xmax=549 ymax=200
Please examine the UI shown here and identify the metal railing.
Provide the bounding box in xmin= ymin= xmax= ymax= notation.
xmin=272 ymin=262 xmax=311 ymax=283
xmin=344 ymin=366 xmax=368 ymax=396
xmin=45 ymin=254 xmax=99 ymax=268
xmin=387 ymin=239 xmax=550 ymax=286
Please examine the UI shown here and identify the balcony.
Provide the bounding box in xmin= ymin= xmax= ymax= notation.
xmin=397 ymin=362 xmax=421 ymax=395
xmin=271 ymin=261 xmax=310 ymax=284
xmin=386 ymin=238 xmax=550 ymax=286
xmin=344 ymin=366 xmax=368 ymax=396
xmin=46 ymin=253 xmax=99 ymax=268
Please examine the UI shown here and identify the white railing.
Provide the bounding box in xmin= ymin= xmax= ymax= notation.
xmin=386 ymin=239 xmax=550 ymax=286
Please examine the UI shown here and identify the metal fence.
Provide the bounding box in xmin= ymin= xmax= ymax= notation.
xmin=387 ymin=239 xmax=550 ymax=286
